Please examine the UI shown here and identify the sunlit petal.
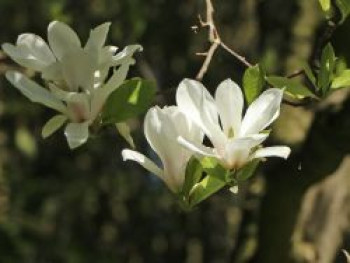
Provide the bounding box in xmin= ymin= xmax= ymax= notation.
xmin=122 ymin=149 xmax=164 ymax=179
xmin=6 ymin=71 xmax=66 ymax=113
xmin=240 ymin=88 xmax=283 ymax=136
xmin=48 ymin=21 xmax=81 ymax=60
xmin=251 ymin=146 xmax=291 ymax=160
xmin=215 ymin=79 xmax=244 ymax=137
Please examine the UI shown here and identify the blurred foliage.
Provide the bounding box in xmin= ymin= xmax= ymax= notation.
xmin=0 ymin=0 xmax=350 ymax=262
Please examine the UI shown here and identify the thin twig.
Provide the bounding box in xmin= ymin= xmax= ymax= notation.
xmin=220 ymin=42 xmax=253 ymax=68
xmin=196 ymin=42 xmax=219 ymax=81
xmin=195 ymin=0 xmax=221 ymax=80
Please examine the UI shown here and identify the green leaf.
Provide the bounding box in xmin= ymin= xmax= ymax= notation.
xmin=331 ymin=69 xmax=350 ymax=89
xmin=189 ymin=174 xmax=226 ymax=207
xmin=200 ymin=157 xmax=227 ymax=181
xmin=236 ymin=159 xmax=260 ymax=181
xmin=243 ymin=64 xmax=265 ymax=104
xmin=318 ymin=43 xmax=336 ymax=95
xmin=319 ymin=0 xmax=331 ymax=12
xmin=102 ymin=78 xmax=156 ymax=123
xmin=266 ymin=76 xmax=316 ymax=99
xmin=336 ymin=0 xmax=350 ymax=22
xmin=181 ymin=157 xmax=203 ymax=197
xmin=303 ymin=63 xmax=317 ymax=87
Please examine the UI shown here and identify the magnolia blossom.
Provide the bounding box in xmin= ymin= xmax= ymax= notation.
xmin=122 ymin=106 xmax=203 ymax=193
xmin=176 ymin=79 xmax=291 ymax=170
xmin=2 ymin=21 xmax=141 ymax=149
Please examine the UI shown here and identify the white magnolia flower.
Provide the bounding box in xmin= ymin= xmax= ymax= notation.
xmin=2 ymin=21 xmax=142 ymax=149
xmin=122 ymin=106 xmax=203 ymax=193
xmin=176 ymin=79 xmax=291 ymax=170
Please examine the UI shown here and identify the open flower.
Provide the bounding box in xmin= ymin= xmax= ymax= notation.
xmin=2 ymin=21 xmax=141 ymax=149
xmin=176 ymin=79 xmax=291 ymax=170
xmin=122 ymin=106 xmax=203 ymax=193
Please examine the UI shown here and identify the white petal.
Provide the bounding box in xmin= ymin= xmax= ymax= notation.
xmin=2 ymin=41 xmax=54 ymax=71
xmin=41 ymin=61 xmax=62 ymax=81
xmin=90 ymin=63 xmax=130 ymax=120
xmin=121 ymin=149 xmax=164 ymax=179
xmin=177 ymin=136 xmax=216 ymax=158
xmin=223 ymin=136 xmax=268 ymax=169
xmin=215 ymin=79 xmax=244 ymax=137
xmin=116 ymin=122 xmax=135 ymax=148
xmin=176 ymin=79 xmax=225 ymax=149
xmin=251 ymin=146 xmax=291 ymax=160
xmin=99 ymin=46 xmax=118 ymax=66
xmin=240 ymin=88 xmax=283 ymax=136
xmin=85 ymin=22 xmax=111 ymax=51
xmin=42 ymin=114 xmax=67 ymax=138
xmin=64 ymin=122 xmax=89 ymax=149
xmin=61 ymin=49 xmax=96 ymax=91
xmin=48 ymin=21 xmax=81 ymax=60
xmin=17 ymin=34 xmax=56 ymax=64
xmin=6 ymin=71 xmax=67 ymax=113
xmin=110 ymin=44 xmax=142 ymax=66
xmin=144 ymin=106 xmax=198 ymax=191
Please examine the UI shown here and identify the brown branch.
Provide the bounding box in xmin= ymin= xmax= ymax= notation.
xmin=195 ymin=0 xmax=254 ymax=81
xmin=220 ymin=42 xmax=253 ymax=68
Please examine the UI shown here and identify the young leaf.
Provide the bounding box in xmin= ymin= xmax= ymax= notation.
xmin=200 ymin=157 xmax=227 ymax=181
xmin=331 ymin=69 xmax=350 ymax=89
xmin=303 ymin=63 xmax=317 ymax=87
xmin=318 ymin=43 xmax=336 ymax=95
xmin=189 ymin=174 xmax=226 ymax=207
xmin=319 ymin=0 xmax=333 ymax=17
xmin=181 ymin=157 xmax=203 ymax=197
xmin=243 ymin=64 xmax=265 ymax=104
xmin=266 ymin=76 xmax=316 ymax=99
xmin=336 ymin=0 xmax=350 ymax=22
xmin=236 ymin=159 xmax=260 ymax=181
xmin=102 ymin=78 xmax=156 ymax=124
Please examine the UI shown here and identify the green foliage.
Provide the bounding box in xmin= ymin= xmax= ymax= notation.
xmin=181 ymin=157 xmax=203 ymax=198
xmin=318 ymin=43 xmax=336 ymax=95
xmin=189 ymin=174 xmax=226 ymax=207
xmin=319 ymin=0 xmax=332 ymax=17
xmin=331 ymin=69 xmax=350 ymax=88
xmin=304 ymin=63 xmax=317 ymax=87
xmin=236 ymin=159 xmax=260 ymax=182
xmin=336 ymin=0 xmax=350 ymax=23
xmin=180 ymin=157 xmax=228 ymax=208
xmin=266 ymin=76 xmax=316 ymax=99
xmin=243 ymin=64 xmax=266 ymax=104
xmin=102 ymin=78 xmax=156 ymax=124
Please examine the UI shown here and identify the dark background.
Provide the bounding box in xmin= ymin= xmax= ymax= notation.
xmin=0 ymin=0 xmax=350 ymax=262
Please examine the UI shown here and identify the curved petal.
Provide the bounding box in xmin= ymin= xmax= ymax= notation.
xmin=223 ymin=136 xmax=268 ymax=169
xmin=240 ymin=88 xmax=283 ymax=136
xmin=61 ymin=49 xmax=96 ymax=91
xmin=144 ymin=106 xmax=200 ymax=192
xmin=215 ymin=79 xmax=244 ymax=137
xmin=121 ymin=149 xmax=164 ymax=179
xmin=42 ymin=114 xmax=67 ymax=138
xmin=177 ymin=136 xmax=216 ymax=158
xmin=64 ymin=122 xmax=89 ymax=149
xmin=176 ymin=79 xmax=225 ymax=149
xmin=6 ymin=71 xmax=67 ymax=113
xmin=17 ymin=34 xmax=56 ymax=64
xmin=110 ymin=44 xmax=142 ymax=66
xmin=85 ymin=22 xmax=111 ymax=51
xmin=251 ymin=146 xmax=291 ymax=160
xmin=2 ymin=41 xmax=54 ymax=71
xmin=48 ymin=21 xmax=81 ymax=60
xmin=90 ymin=62 xmax=130 ymax=120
